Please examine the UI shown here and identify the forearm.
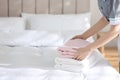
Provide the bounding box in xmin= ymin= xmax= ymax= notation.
xmin=87 ymin=25 xmax=120 ymax=51
xmin=82 ymin=17 xmax=109 ymax=39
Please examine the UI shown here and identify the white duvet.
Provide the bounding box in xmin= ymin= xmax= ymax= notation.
xmin=0 ymin=46 xmax=119 ymax=80
xmin=0 ymin=68 xmax=86 ymax=80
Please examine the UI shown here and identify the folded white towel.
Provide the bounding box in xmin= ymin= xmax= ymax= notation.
xmin=55 ymin=57 xmax=84 ymax=66
xmin=55 ymin=64 xmax=85 ymax=72
xmin=55 ymin=50 xmax=102 ymax=72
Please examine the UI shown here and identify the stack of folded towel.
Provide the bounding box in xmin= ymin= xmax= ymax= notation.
xmin=54 ymin=39 xmax=101 ymax=72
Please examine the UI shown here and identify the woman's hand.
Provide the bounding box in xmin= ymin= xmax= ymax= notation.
xmin=71 ymin=34 xmax=86 ymax=40
xmin=73 ymin=47 xmax=93 ymax=60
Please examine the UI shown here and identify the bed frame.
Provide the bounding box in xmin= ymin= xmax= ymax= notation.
xmin=0 ymin=0 xmax=90 ymax=17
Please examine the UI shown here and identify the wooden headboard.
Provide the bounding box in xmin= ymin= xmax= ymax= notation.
xmin=0 ymin=0 xmax=90 ymax=17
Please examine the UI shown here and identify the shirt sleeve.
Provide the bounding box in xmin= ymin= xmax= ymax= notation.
xmin=108 ymin=0 xmax=120 ymax=25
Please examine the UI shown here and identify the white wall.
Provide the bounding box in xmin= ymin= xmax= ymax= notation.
xmin=90 ymin=0 xmax=118 ymax=47
xmin=90 ymin=0 xmax=101 ymax=26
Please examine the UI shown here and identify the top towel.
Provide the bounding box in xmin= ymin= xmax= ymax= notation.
xmin=57 ymin=39 xmax=91 ymax=58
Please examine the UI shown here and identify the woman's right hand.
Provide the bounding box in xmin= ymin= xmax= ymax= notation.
xmin=71 ymin=34 xmax=86 ymax=40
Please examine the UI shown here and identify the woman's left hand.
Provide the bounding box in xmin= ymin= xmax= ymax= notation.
xmin=73 ymin=47 xmax=92 ymax=60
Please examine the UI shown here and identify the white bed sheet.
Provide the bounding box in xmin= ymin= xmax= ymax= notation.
xmin=0 ymin=46 xmax=119 ymax=80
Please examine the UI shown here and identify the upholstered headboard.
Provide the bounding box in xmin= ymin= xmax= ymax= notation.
xmin=0 ymin=0 xmax=90 ymax=17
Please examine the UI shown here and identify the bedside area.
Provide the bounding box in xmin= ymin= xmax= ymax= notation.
xmin=104 ymin=47 xmax=119 ymax=71
xmin=97 ymin=32 xmax=119 ymax=72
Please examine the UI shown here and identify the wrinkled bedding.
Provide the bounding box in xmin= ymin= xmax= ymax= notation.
xmin=0 ymin=46 xmax=119 ymax=80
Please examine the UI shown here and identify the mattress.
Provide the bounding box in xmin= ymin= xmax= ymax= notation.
xmin=0 ymin=46 xmax=119 ymax=80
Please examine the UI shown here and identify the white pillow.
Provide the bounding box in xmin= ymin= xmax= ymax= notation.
xmin=22 ymin=13 xmax=49 ymax=28
xmin=22 ymin=13 xmax=91 ymax=31
xmin=0 ymin=17 xmax=25 ymax=31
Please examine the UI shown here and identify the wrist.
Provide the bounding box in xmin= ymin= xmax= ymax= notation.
xmin=86 ymin=45 xmax=95 ymax=52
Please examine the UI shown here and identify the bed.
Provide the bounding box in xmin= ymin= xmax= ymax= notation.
xmin=0 ymin=45 xmax=119 ymax=80
xmin=0 ymin=0 xmax=120 ymax=80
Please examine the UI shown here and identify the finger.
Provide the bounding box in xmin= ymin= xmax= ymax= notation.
xmin=77 ymin=56 xmax=82 ymax=60
xmin=71 ymin=37 xmax=76 ymax=40
xmin=71 ymin=38 xmax=76 ymax=40
xmin=75 ymin=55 xmax=80 ymax=60
xmin=78 ymin=56 xmax=84 ymax=60
xmin=79 ymin=57 xmax=84 ymax=61
xmin=76 ymin=56 xmax=82 ymax=61
xmin=72 ymin=53 xmax=78 ymax=59
xmin=75 ymin=54 xmax=83 ymax=60
xmin=79 ymin=55 xmax=87 ymax=60
xmin=78 ymin=58 xmax=83 ymax=61
xmin=72 ymin=55 xmax=76 ymax=59
xmin=71 ymin=38 xmax=74 ymax=40
xmin=72 ymin=48 xmax=79 ymax=51
xmin=71 ymin=36 xmax=79 ymax=40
